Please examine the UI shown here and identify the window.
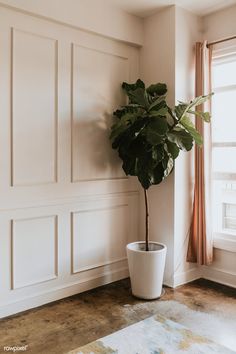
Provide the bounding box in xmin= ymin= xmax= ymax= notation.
xmin=212 ymin=48 xmax=236 ymax=242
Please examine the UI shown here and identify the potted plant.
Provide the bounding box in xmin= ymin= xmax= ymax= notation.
xmin=110 ymin=79 xmax=212 ymax=299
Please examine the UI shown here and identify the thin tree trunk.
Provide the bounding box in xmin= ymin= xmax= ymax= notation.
xmin=144 ymin=188 xmax=149 ymax=251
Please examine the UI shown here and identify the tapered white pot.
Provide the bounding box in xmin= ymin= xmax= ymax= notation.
xmin=127 ymin=241 xmax=167 ymax=300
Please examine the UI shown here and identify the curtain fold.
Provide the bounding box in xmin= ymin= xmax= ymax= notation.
xmin=187 ymin=41 xmax=213 ymax=265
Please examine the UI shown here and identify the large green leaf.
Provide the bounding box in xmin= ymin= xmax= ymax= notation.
xmin=110 ymin=113 xmax=139 ymax=141
xmin=152 ymin=163 xmax=165 ymax=184
xmin=122 ymin=79 xmax=145 ymax=93
xmin=128 ymin=87 xmax=149 ymax=108
xmin=147 ymin=83 xmax=167 ymax=96
xmin=146 ymin=130 xmax=164 ymax=145
xmin=146 ymin=117 xmax=168 ymax=145
xmin=122 ymin=155 xmax=137 ymax=176
xmin=138 ymin=172 xmax=151 ymax=189
xmin=175 ymin=104 xmax=188 ymax=120
xmin=175 ymin=93 xmax=213 ymax=120
xmin=149 ymin=106 xmax=168 ymax=117
xmin=167 ymin=128 xmax=193 ymax=151
xmin=137 ymin=155 xmax=152 ymax=189
xmin=187 ymin=93 xmax=214 ymax=110
xmin=112 ymin=116 xmax=147 ymax=149
xmin=179 ymin=116 xmax=203 ymax=145
xmin=166 ymin=107 xmax=177 ymax=126
xmin=110 ymin=124 xmax=127 ymax=142
xmin=162 ymin=154 xmax=174 ymax=177
xmin=148 ymin=100 xmax=166 ymax=114
xmin=165 ymin=141 xmax=179 ymax=159
xmin=152 ymin=145 xmax=164 ymax=165
xmin=148 ymin=116 xmax=168 ymax=135
xmin=188 ymin=110 xmax=211 ymax=122
xmin=149 ymin=96 xmax=166 ymax=111
xmin=113 ymin=105 xmax=142 ymax=119
xmin=127 ymin=136 xmax=147 ymax=157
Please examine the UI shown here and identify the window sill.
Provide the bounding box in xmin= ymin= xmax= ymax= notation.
xmin=214 ymin=234 xmax=236 ymax=253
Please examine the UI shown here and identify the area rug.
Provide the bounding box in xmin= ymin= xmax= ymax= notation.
xmin=121 ymin=300 xmax=236 ymax=351
xmin=68 ymin=313 xmax=234 ymax=354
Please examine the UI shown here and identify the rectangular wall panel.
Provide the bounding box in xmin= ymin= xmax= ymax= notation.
xmin=11 ymin=29 xmax=58 ymax=186
xmin=11 ymin=215 xmax=58 ymax=289
xmin=71 ymin=205 xmax=129 ymax=273
xmin=71 ymin=44 xmax=128 ymax=182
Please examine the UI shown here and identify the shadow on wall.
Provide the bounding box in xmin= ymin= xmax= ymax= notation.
xmin=72 ymin=91 xmax=126 ymax=181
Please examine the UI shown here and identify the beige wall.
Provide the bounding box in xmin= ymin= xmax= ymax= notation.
xmin=203 ymin=4 xmax=236 ymax=42
xmin=140 ymin=6 xmax=176 ymax=106
xmin=0 ymin=0 xmax=144 ymax=46
xmin=140 ymin=6 xmax=203 ymax=286
xmin=140 ymin=6 xmax=176 ymax=286
xmin=173 ymin=7 xmax=202 ymax=286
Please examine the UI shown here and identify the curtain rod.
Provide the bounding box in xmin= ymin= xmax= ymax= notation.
xmin=207 ymin=35 xmax=236 ymax=48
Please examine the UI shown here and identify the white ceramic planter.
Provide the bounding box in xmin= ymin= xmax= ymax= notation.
xmin=126 ymin=241 xmax=167 ymax=300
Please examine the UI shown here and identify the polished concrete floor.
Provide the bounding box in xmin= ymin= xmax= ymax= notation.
xmin=0 ymin=278 xmax=235 ymax=354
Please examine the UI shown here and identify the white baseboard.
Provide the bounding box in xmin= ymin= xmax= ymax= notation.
xmin=173 ymin=267 xmax=202 ymax=288
xmin=172 ymin=266 xmax=236 ymax=289
xmin=202 ymin=266 xmax=236 ymax=289
xmin=1 ymin=266 xmax=235 ymax=319
xmin=0 ymin=267 xmax=129 ymax=319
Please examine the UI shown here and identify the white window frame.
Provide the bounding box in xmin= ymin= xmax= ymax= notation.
xmin=211 ymin=45 xmax=236 ymax=252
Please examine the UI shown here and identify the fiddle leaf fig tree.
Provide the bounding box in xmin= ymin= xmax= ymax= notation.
xmin=110 ymin=79 xmax=213 ymax=251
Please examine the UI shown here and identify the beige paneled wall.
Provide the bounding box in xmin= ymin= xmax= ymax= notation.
xmin=0 ymin=5 xmax=140 ymax=318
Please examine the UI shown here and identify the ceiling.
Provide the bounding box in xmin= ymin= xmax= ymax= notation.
xmin=109 ymin=0 xmax=236 ymax=17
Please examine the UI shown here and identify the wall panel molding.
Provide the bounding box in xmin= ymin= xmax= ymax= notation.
xmin=71 ymin=42 xmax=129 ymax=183
xmin=0 ymin=191 xmax=139 ymax=212
xmin=10 ymin=215 xmax=58 ymax=289
xmin=71 ymin=204 xmax=129 ymax=274
xmin=10 ymin=27 xmax=59 ymax=187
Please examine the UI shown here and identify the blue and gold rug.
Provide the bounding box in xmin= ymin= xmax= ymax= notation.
xmin=69 ymin=314 xmax=234 ymax=353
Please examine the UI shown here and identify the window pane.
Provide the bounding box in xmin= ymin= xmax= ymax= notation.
xmin=212 ymin=90 xmax=236 ymax=142
xmin=224 ymin=217 xmax=236 ymax=230
xmin=212 ymin=56 xmax=236 ymax=237
xmin=212 ymin=60 xmax=236 ymax=88
xmin=212 ymin=147 xmax=236 ymax=173
xmin=225 ymin=203 xmax=236 ymax=217
xmin=224 ymin=204 xmax=236 ymax=231
xmin=212 ymin=181 xmax=225 ymax=233
xmin=212 ymin=182 xmax=236 ymax=235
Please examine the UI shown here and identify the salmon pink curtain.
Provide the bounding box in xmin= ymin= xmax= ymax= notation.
xmin=187 ymin=41 xmax=213 ymax=265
